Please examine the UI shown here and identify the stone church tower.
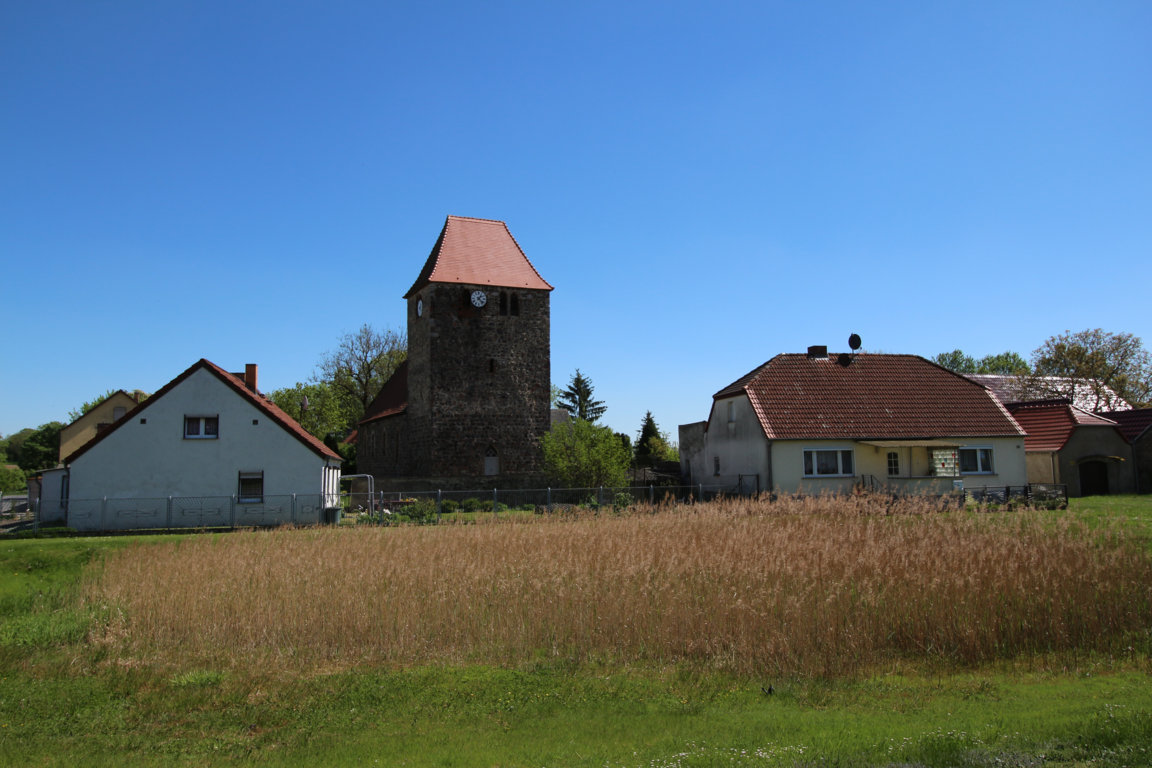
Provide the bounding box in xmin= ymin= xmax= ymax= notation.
xmin=359 ymin=215 xmax=553 ymax=490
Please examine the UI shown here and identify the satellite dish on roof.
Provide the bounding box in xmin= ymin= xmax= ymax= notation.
xmin=848 ymin=333 xmax=862 ymax=351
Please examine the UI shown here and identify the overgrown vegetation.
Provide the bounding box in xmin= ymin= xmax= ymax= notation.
xmin=87 ymin=495 xmax=1152 ymax=676
xmin=3 ymin=495 xmax=1152 ymax=766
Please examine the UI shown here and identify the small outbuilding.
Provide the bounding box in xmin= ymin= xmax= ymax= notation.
xmin=1096 ymin=408 xmax=1152 ymax=494
xmin=1005 ymin=400 xmax=1136 ymax=497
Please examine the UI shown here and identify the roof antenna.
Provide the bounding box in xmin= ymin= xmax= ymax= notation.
xmin=848 ymin=333 xmax=862 ymax=351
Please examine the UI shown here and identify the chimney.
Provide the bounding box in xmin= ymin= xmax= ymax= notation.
xmin=244 ymin=364 xmax=258 ymax=392
xmin=807 ymin=345 xmax=828 ymax=359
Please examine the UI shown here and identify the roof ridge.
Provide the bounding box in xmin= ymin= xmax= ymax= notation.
xmin=64 ymin=359 xmax=340 ymax=464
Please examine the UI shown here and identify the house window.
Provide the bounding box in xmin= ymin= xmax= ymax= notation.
xmin=803 ymin=449 xmax=855 ymax=477
xmin=184 ymin=416 xmax=219 ymax=439
xmin=887 ymin=451 xmax=900 ymax=476
xmin=238 ymin=472 xmax=264 ymax=503
xmin=113 ymin=406 xmax=126 ymax=421
xmin=959 ymin=447 xmax=994 ymax=474
xmin=484 ymin=446 xmax=499 ymax=476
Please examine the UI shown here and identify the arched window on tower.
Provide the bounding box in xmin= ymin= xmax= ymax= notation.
xmin=510 ymin=293 xmax=519 ymax=315
xmin=484 ymin=445 xmax=499 ymax=476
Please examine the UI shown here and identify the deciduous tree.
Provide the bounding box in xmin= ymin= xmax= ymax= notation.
xmin=0 ymin=464 xmax=25 ymax=494
xmin=268 ymin=381 xmax=351 ymax=441
xmin=932 ymin=350 xmax=1030 ymax=375
xmin=541 ymin=418 xmax=630 ymax=488
xmin=314 ymin=324 xmax=406 ymax=426
xmin=1026 ymin=329 xmax=1151 ymax=409
xmin=6 ymin=422 xmax=63 ymax=472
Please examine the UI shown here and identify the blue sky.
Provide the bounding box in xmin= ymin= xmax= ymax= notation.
xmin=3 ymin=1 xmax=1150 ymax=443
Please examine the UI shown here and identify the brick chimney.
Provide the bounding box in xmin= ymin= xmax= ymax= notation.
xmin=244 ymin=364 xmax=258 ymax=392
xmin=806 ymin=345 xmax=828 ymax=359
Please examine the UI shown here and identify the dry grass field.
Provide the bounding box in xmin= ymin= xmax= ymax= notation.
xmin=86 ymin=494 xmax=1152 ymax=678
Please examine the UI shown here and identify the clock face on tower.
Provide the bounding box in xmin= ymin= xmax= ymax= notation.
xmin=470 ymin=290 xmax=487 ymax=308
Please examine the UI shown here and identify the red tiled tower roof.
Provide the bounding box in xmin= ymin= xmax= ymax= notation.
xmin=404 ymin=215 xmax=553 ymax=297
xmin=715 ymin=353 xmax=1025 ymax=440
xmin=64 ymin=359 xmax=341 ymax=464
xmin=1006 ymin=400 xmax=1121 ymax=451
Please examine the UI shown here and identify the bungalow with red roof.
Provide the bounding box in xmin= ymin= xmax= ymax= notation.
xmin=1099 ymin=409 xmax=1152 ymax=494
xmin=679 ymin=347 xmax=1028 ymax=495
xmin=63 ymin=359 xmax=343 ymax=531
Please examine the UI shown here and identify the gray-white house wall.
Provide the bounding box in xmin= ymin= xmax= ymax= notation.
xmin=68 ymin=368 xmax=337 ymax=503
xmin=702 ymin=394 xmax=770 ymax=492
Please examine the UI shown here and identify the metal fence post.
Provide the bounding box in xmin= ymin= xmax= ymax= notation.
xmin=547 ymin=487 xmax=551 ymax=514
xmin=493 ymin=486 xmax=498 ymax=513
xmin=291 ymin=493 xmax=297 ymax=525
xmin=649 ymin=484 xmax=654 ymax=505
xmin=598 ymin=486 xmax=603 ymax=510
xmin=436 ymin=488 xmax=442 ymax=521
xmin=230 ymin=494 xmax=236 ymax=529
xmin=101 ymin=496 xmax=107 ymax=530
xmin=166 ymin=496 xmax=173 ymax=529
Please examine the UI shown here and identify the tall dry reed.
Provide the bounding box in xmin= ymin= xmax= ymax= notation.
xmin=86 ymin=495 xmax=1152 ymax=676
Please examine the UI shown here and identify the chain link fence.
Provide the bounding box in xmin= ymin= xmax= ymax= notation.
xmin=58 ymin=493 xmax=336 ymax=532
xmin=16 ymin=480 xmax=1070 ymax=534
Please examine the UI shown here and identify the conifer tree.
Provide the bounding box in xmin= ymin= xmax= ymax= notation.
xmin=555 ymin=369 xmax=607 ymax=422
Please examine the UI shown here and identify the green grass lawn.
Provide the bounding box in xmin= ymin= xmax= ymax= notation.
xmin=2 ymin=497 xmax=1151 ymax=767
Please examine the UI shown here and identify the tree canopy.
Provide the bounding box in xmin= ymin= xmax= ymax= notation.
xmin=313 ymin=323 xmax=406 ymax=429
xmin=1 ymin=422 xmax=64 ymax=472
xmin=541 ymin=418 xmax=631 ymax=488
xmin=1025 ymin=329 xmax=1151 ymax=409
xmin=555 ymin=369 xmax=607 ymax=423
xmin=931 ymin=350 xmax=1030 ymax=375
xmin=634 ymin=411 xmax=678 ymax=468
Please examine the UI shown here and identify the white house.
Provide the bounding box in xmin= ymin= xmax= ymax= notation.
xmin=679 ymin=347 xmax=1028 ymax=495
xmin=64 ymin=359 xmax=342 ymax=531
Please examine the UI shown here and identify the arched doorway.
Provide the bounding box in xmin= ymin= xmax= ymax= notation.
xmin=1079 ymin=460 xmax=1110 ymax=496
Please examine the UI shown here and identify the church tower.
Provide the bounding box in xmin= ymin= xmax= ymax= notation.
xmin=359 ymin=215 xmax=553 ymax=489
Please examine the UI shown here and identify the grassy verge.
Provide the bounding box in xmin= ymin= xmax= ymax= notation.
xmin=2 ymin=496 xmax=1151 ymax=766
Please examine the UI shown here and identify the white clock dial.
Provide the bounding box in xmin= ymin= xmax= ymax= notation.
xmin=470 ymin=290 xmax=487 ymax=308
xmin=416 ymin=298 xmax=424 ymax=317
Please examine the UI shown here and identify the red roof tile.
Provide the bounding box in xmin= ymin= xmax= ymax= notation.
xmin=65 ymin=359 xmax=342 ymax=464
xmin=361 ymin=360 xmax=408 ymax=424
xmin=716 ymin=353 xmax=1024 ymax=440
xmin=1006 ymin=400 xmax=1121 ymax=451
xmin=404 ymin=215 xmax=552 ymax=297
xmin=1098 ymin=408 xmax=1152 ymax=443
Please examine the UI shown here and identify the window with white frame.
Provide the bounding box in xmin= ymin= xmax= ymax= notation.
xmin=238 ymin=471 xmax=264 ymax=503
xmin=958 ymin=447 xmax=994 ymax=474
xmin=184 ymin=415 xmax=219 ymax=439
xmin=803 ymin=448 xmax=855 ymax=477
xmin=887 ymin=451 xmax=900 ymax=476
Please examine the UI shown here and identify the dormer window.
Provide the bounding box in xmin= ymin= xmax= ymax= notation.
xmin=184 ymin=416 xmax=219 ymax=439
